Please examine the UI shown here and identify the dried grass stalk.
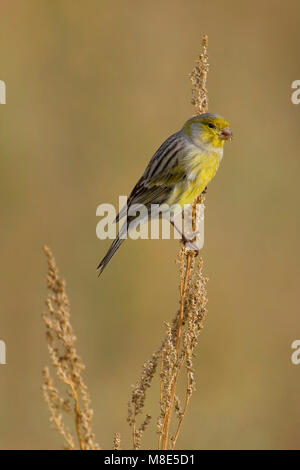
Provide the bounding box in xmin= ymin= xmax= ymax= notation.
xmin=159 ymin=34 xmax=209 ymax=450
xmin=127 ymin=35 xmax=210 ymax=450
xmin=127 ymin=349 xmax=161 ymax=449
xmin=190 ymin=34 xmax=209 ymax=115
xmin=42 ymin=246 xmax=100 ymax=450
xmin=113 ymin=432 xmax=122 ymax=450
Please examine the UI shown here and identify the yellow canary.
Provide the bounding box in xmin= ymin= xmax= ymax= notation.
xmin=98 ymin=113 xmax=232 ymax=275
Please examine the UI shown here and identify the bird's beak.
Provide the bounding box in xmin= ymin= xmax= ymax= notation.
xmin=219 ymin=127 xmax=233 ymax=141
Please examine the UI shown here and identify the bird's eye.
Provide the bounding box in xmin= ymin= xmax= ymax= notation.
xmin=208 ymin=123 xmax=215 ymax=129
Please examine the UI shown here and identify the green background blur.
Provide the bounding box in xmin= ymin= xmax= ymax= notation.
xmin=0 ymin=0 xmax=299 ymax=450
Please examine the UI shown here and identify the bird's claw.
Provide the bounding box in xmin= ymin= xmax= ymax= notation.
xmin=181 ymin=233 xmax=200 ymax=251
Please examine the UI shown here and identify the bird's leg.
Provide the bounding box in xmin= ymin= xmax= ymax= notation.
xmin=170 ymin=220 xmax=197 ymax=245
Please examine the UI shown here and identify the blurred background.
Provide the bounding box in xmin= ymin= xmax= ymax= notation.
xmin=0 ymin=0 xmax=299 ymax=450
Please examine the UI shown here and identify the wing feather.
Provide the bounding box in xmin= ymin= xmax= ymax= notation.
xmin=115 ymin=131 xmax=187 ymax=222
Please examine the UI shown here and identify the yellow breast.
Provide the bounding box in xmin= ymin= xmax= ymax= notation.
xmin=173 ymin=151 xmax=221 ymax=206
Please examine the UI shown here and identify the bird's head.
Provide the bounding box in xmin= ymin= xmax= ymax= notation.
xmin=183 ymin=113 xmax=232 ymax=149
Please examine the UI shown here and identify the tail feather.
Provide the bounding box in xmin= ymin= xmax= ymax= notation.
xmin=97 ymin=219 xmax=130 ymax=276
xmin=97 ymin=235 xmax=125 ymax=276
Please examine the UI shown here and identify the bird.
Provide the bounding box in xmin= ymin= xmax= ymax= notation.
xmin=97 ymin=113 xmax=232 ymax=276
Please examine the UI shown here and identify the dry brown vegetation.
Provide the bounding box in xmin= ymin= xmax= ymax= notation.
xmin=127 ymin=35 xmax=209 ymax=450
xmin=42 ymin=246 xmax=99 ymax=450
xmin=42 ymin=35 xmax=210 ymax=450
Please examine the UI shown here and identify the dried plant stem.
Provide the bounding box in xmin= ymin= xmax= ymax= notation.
xmin=158 ymin=359 xmax=164 ymax=449
xmin=160 ymin=35 xmax=209 ymax=450
xmin=42 ymin=246 xmax=99 ymax=450
xmin=160 ymin=253 xmax=193 ymax=449
xmin=113 ymin=432 xmax=121 ymax=450
xmin=128 ymin=350 xmax=161 ymax=449
xmin=177 ymin=255 xmax=192 ymax=350
xmin=42 ymin=367 xmax=76 ymax=450
xmin=132 ymin=420 xmax=137 ymax=449
xmin=128 ymin=34 xmax=209 ymax=451
xmin=171 ymin=373 xmax=191 ymax=449
xmin=191 ymin=34 xmax=209 ymax=116
xmin=68 ymin=379 xmax=84 ymax=448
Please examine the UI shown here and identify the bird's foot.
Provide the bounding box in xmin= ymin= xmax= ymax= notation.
xmin=181 ymin=232 xmax=200 ymax=251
